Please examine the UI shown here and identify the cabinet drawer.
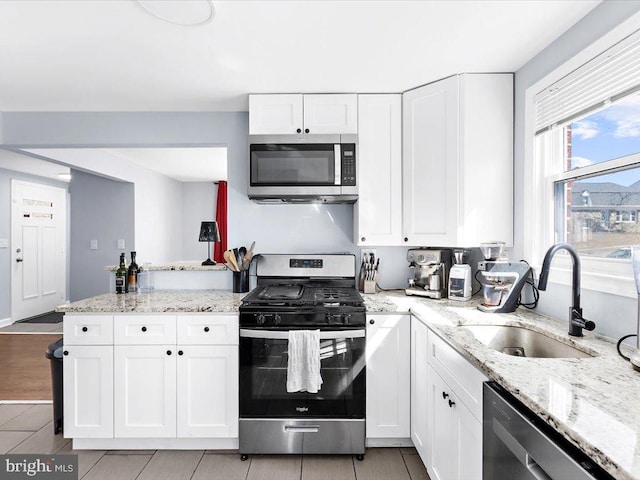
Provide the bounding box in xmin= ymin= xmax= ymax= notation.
xmin=114 ymin=315 xmax=177 ymax=345
xmin=177 ymin=315 xmax=239 ymax=345
xmin=428 ymin=330 xmax=487 ymax=421
xmin=64 ymin=315 xmax=113 ymax=345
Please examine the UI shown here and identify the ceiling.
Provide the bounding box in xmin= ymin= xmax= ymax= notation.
xmin=0 ymin=0 xmax=600 ymax=112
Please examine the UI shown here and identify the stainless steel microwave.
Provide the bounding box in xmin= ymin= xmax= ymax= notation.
xmin=248 ymin=134 xmax=358 ymax=204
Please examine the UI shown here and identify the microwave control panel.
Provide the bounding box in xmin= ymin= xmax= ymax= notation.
xmin=341 ymin=144 xmax=356 ymax=186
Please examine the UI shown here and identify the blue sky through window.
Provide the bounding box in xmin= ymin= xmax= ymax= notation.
xmin=570 ymin=92 xmax=640 ymax=186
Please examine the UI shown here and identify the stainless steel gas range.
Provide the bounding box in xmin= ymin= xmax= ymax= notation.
xmin=238 ymin=254 xmax=366 ymax=460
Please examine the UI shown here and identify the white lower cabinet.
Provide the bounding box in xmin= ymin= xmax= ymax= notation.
xmin=176 ymin=345 xmax=238 ymax=438
xmin=63 ymin=345 xmax=113 ymax=438
xmin=410 ymin=319 xmax=429 ymax=459
xmin=63 ymin=313 xmax=239 ymax=445
xmin=427 ymin=366 xmax=482 ymax=480
xmin=366 ymin=314 xmax=410 ymax=439
xmin=114 ymin=345 xmax=177 ymax=438
xmin=411 ymin=315 xmax=486 ymax=480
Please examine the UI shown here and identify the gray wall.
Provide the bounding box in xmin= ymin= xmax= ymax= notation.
xmin=0 ymin=113 xmax=415 ymax=291
xmin=69 ymin=169 xmax=134 ymax=301
xmin=514 ymin=1 xmax=640 ymax=339
xmin=0 ymin=168 xmax=69 ymax=320
xmin=182 ymin=182 xmax=217 ymax=262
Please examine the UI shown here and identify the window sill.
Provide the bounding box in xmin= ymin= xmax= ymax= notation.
xmin=535 ymin=256 xmax=636 ymax=298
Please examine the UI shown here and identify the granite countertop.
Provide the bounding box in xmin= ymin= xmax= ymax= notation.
xmin=57 ymin=287 xmax=639 ymax=478
xmin=105 ymin=262 xmax=227 ymax=272
xmin=56 ymin=290 xmax=245 ymax=313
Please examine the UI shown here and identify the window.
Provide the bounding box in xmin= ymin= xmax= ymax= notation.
xmin=552 ymin=95 xmax=640 ymax=259
xmin=525 ymin=21 xmax=640 ymax=297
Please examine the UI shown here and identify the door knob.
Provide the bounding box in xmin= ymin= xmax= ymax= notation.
xmin=15 ymin=248 xmax=23 ymax=262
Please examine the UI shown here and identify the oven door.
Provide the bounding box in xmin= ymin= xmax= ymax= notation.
xmin=239 ymin=328 xmax=365 ymax=419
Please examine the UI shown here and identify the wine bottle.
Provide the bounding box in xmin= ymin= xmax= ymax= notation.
xmin=115 ymin=253 xmax=127 ymax=294
xmin=128 ymin=251 xmax=140 ymax=293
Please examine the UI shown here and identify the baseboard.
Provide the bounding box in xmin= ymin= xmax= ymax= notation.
xmin=0 ymin=318 xmax=13 ymax=328
xmin=366 ymin=438 xmax=414 ymax=447
xmin=72 ymin=437 xmax=239 ymax=450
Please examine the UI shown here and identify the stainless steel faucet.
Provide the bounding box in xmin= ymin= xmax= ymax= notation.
xmin=537 ymin=243 xmax=596 ymax=337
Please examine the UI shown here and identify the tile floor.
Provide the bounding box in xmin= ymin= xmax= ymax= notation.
xmin=0 ymin=404 xmax=430 ymax=480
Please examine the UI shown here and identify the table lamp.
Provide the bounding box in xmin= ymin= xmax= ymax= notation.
xmin=199 ymin=221 xmax=220 ymax=265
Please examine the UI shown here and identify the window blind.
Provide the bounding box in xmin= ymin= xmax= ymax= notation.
xmin=535 ymin=29 xmax=640 ymax=134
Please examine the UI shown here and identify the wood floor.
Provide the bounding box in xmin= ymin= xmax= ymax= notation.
xmin=0 ymin=333 xmax=62 ymax=400
xmin=0 ymin=404 xmax=430 ymax=480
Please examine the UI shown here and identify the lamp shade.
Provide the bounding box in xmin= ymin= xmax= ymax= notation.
xmin=199 ymin=221 xmax=220 ymax=242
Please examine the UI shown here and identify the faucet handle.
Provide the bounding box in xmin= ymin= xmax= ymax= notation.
xmin=583 ymin=319 xmax=596 ymax=331
xmin=571 ymin=308 xmax=595 ymax=332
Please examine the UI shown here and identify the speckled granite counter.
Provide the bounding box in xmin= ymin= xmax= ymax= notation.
xmin=57 ymin=287 xmax=639 ymax=478
xmin=105 ymin=262 xmax=227 ymax=272
xmin=56 ymin=290 xmax=245 ymax=313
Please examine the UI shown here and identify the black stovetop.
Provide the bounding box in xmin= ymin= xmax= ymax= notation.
xmin=241 ymin=282 xmax=364 ymax=308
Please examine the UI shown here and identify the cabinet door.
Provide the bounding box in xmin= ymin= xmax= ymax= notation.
xmin=366 ymin=314 xmax=410 ymax=438
xmin=176 ymin=345 xmax=238 ymax=438
xmin=452 ymin=396 xmax=483 ymax=480
xmin=402 ymin=76 xmax=459 ymax=246
xmin=303 ymin=94 xmax=358 ymax=134
xmin=114 ymin=345 xmax=177 ymax=438
xmin=427 ymin=366 xmax=453 ymax=480
xmin=355 ymin=94 xmax=402 ymax=246
xmin=249 ymin=94 xmax=303 ymax=134
xmin=410 ymin=318 xmax=429 ymax=461
xmin=63 ymin=345 xmax=113 ymax=438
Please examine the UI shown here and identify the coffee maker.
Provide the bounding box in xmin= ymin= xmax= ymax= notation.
xmin=406 ymin=248 xmax=452 ymax=299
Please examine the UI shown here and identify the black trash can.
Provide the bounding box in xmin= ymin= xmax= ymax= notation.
xmin=45 ymin=338 xmax=64 ymax=435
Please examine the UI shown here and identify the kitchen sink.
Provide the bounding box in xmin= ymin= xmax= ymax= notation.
xmin=461 ymin=325 xmax=595 ymax=358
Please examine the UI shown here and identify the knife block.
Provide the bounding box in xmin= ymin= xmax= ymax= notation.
xmin=363 ymin=278 xmax=376 ymax=294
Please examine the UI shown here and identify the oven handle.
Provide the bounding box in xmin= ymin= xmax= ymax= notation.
xmin=240 ymin=328 xmax=365 ymax=340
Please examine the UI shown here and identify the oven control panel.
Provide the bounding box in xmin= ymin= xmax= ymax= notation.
xmin=290 ymin=259 xmax=323 ymax=269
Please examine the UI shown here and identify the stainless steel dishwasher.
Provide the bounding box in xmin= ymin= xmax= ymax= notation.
xmin=483 ymin=382 xmax=614 ymax=480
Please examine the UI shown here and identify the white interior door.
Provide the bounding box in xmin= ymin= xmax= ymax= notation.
xmin=11 ymin=180 xmax=67 ymax=321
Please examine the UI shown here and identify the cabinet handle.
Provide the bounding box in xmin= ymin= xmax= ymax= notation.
xmin=63 ymin=350 xmax=69 ymax=356
xmin=305 ymin=128 xmax=310 ymax=133
xmin=167 ymin=350 xmax=172 ymax=356
xmin=204 ymin=326 xmax=210 ymax=332
xmin=296 ymin=128 xmax=302 ymax=133
xmin=361 ymin=237 xmax=366 ymax=242
xmin=369 ymin=319 xmax=375 ymax=325
xmin=82 ymin=326 xmax=88 ymax=332
xmin=178 ymin=350 xmax=183 ymax=356
xmin=448 ymin=399 xmax=455 ymax=408
xmin=442 ymin=391 xmax=449 ymax=399
xmin=404 ymin=237 xmax=409 ymax=242
xmin=141 ymin=326 xmax=147 ymax=332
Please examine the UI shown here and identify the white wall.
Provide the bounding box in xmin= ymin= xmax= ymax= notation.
xmin=182 ymin=182 xmax=217 ymax=262
xmin=514 ymin=1 xmax=640 ymax=339
xmin=23 ymin=148 xmax=184 ymax=264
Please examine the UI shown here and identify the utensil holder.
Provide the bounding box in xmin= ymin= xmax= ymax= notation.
xmin=233 ymin=270 xmax=249 ymax=293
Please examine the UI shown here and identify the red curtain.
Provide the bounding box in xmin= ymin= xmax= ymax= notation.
xmin=214 ymin=181 xmax=227 ymax=263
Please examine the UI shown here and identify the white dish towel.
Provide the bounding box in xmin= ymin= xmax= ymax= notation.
xmin=287 ymin=329 xmax=323 ymax=393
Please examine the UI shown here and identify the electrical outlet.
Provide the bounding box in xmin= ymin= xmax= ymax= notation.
xmin=0 ymin=238 xmax=8 ymax=249
xmin=118 ymin=239 xmax=125 ymax=250
xmin=90 ymin=239 xmax=98 ymax=250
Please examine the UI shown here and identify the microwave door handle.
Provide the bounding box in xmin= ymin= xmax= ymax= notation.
xmin=334 ymin=144 xmax=341 ymax=185
xmin=240 ymin=329 xmax=365 ymax=340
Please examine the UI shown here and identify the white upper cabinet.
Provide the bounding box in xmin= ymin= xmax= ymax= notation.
xmin=249 ymin=94 xmax=303 ymax=135
xmin=303 ymin=94 xmax=358 ymax=134
xmin=249 ymin=94 xmax=357 ymax=135
xmin=355 ymin=94 xmax=402 ymax=246
xmin=402 ymin=73 xmax=513 ymax=247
